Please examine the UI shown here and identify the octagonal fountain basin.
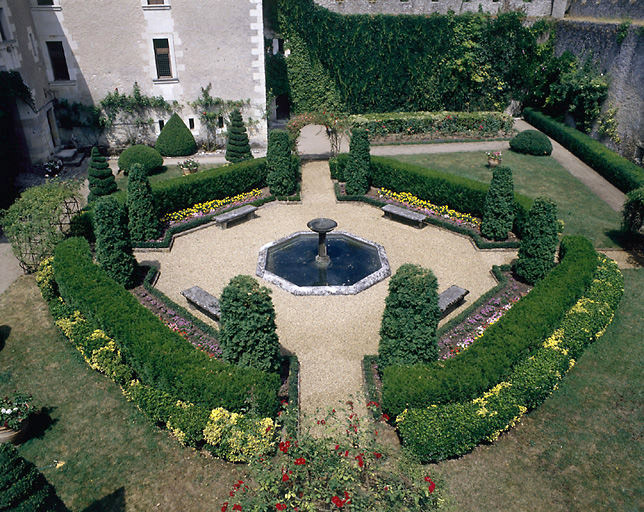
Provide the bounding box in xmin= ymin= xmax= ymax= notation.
xmin=256 ymin=231 xmax=390 ymax=296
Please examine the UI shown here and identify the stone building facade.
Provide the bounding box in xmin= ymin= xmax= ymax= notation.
xmin=2 ymin=0 xmax=266 ymax=165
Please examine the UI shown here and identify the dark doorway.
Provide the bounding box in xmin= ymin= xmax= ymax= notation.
xmin=276 ymin=94 xmax=290 ymax=120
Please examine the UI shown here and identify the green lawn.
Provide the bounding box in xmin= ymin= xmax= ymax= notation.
xmin=390 ymin=151 xmax=622 ymax=248
xmin=434 ymin=268 xmax=643 ymax=512
xmin=114 ymin=164 xmax=221 ymax=192
xmin=0 ymin=277 xmax=243 ymax=511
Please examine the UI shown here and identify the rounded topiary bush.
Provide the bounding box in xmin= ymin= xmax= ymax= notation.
xmin=155 ymin=113 xmax=197 ymax=157
xmin=117 ymin=145 xmax=163 ymax=175
xmin=509 ymin=130 xmax=552 ymax=156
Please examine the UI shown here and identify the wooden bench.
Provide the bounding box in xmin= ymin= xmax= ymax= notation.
xmin=214 ymin=204 xmax=258 ymax=229
xmin=438 ymin=285 xmax=469 ymax=318
xmin=381 ymin=204 xmax=426 ymax=228
xmin=181 ymin=286 xmax=221 ymax=319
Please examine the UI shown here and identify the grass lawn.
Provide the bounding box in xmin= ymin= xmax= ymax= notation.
xmin=434 ymin=268 xmax=643 ymax=512
xmin=0 ymin=277 xmax=243 ymax=511
xmin=390 ymin=152 xmax=622 ymax=248
xmin=114 ymin=164 xmax=221 ymax=192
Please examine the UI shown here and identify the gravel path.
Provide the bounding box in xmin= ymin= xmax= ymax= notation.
xmin=140 ymin=161 xmax=517 ymax=417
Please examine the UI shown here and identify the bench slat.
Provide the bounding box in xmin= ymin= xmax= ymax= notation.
xmin=381 ymin=204 xmax=426 ymax=227
xmin=215 ymin=205 xmax=257 ymax=228
xmin=181 ymin=286 xmax=221 ymax=319
xmin=438 ymin=285 xmax=469 ymax=316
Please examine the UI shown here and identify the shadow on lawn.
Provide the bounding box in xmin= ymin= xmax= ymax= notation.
xmin=0 ymin=324 xmax=10 ymax=351
xmin=82 ymin=487 xmax=126 ymax=512
xmin=23 ymin=407 xmax=58 ymax=442
xmin=606 ymin=230 xmax=644 ymax=266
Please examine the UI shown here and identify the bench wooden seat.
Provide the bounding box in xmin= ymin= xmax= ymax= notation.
xmin=381 ymin=204 xmax=426 ymax=228
xmin=214 ymin=204 xmax=257 ymax=229
xmin=438 ymin=285 xmax=469 ymax=317
xmin=181 ymin=286 xmax=221 ymax=319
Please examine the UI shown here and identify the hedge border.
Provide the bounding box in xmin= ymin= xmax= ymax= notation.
xmin=396 ymin=254 xmax=623 ymax=462
xmin=381 ymin=236 xmax=599 ymax=416
xmin=523 ymin=108 xmax=644 ymax=193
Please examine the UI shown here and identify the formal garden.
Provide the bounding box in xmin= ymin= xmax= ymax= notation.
xmin=1 ymin=3 xmax=644 ymax=511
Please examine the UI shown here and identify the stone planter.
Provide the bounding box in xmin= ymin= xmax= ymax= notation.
xmin=488 ymin=158 xmax=500 ymax=167
xmin=0 ymin=425 xmax=22 ymax=444
xmin=181 ymin=167 xmax=191 ymax=176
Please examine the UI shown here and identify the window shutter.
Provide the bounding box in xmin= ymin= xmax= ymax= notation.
xmin=46 ymin=41 xmax=70 ymax=81
xmin=153 ymin=39 xmax=172 ymax=78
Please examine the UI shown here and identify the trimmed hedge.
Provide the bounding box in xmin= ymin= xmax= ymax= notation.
xmin=117 ymin=145 xmax=163 ymax=175
xmin=53 ymin=237 xmax=280 ymax=417
xmin=331 ymin=154 xmax=532 ymax=239
xmin=397 ymin=254 xmax=623 ymax=462
xmin=523 ymin=108 xmax=644 ymax=192
xmin=155 ymin=113 xmax=197 ymax=157
xmin=267 ymin=129 xmax=297 ymax=196
xmin=350 ymin=111 xmax=514 ymax=140
xmin=345 ymin=128 xmax=371 ymax=195
xmin=509 ymin=129 xmax=552 ymax=156
xmin=481 ymin=166 xmax=515 ymax=241
xmin=382 ymin=236 xmax=598 ymax=417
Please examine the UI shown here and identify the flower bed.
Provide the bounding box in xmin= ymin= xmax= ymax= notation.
xmin=160 ymin=189 xmax=263 ymax=225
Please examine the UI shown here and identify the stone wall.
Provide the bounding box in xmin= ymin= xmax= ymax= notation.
xmin=554 ymin=20 xmax=643 ymax=162
xmin=313 ymin=0 xmax=562 ymax=17
xmin=564 ymin=0 xmax=644 ymax=20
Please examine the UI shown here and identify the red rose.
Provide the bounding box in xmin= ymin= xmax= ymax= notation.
xmin=282 ymin=473 xmax=289 ymax=482
xmin=294 ymin=458 xmax=306 ymax=465
xmin=276 ymin=504 xmax=287 ymax=511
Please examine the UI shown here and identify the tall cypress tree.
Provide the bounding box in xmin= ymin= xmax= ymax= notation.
xmin=345 ymin=127 xmax=370 ymax=195
xmin=515 ymin=197 xmax=559 ymax=284
xmin=94 ymin=196 xmax=136 ymax=287
xmin=481 ymin=166 xmax=515 ymax=241
xmin=266 ymin=129 xmax=296 ymax=196
xmin=0 ymin=443 xmax=69 ymax=511
xmin=127 ymin=163 xmax=159 ymax=242
xmin=87 ymin=146 xmax=117 ymax=202
xmin=225 ymin=109 xmax=253 ymax=163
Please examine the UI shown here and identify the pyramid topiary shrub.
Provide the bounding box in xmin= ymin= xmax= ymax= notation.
xmin=0 ymin=443 xmax=69 ymax=511
xmin=266 ymin=129 xmax=296 ymax=196
xmin=481 ymin=166 xmax=515 ymax=241
xmin=87 ymin=146 xmax=117 ymax=202
xmin=345 ymin=127 xmax=371 ymax=195
xmin=117 ymin=145 xmax=163 ymax=175
xmin=379 ymin=263 xmax=441 ymax=369
xmin=155 ymin=113 xmax=197 ymax=157
xmin=515 ymin=197 xmax=559 ymax=284
xmin=127 ymin=163 xmax=160 ymax=242
xmin=509 ymin=129 xmax=552 ymax=156
xmin=225 ymin=109 xmax=253 ymax=163
xmin=94 ymin=196 xmax=136 ymax=287
xmin=622 ymin=187 xmax=644 ymax=234
xmin=219 ymin=275 xmax=280 ymax=373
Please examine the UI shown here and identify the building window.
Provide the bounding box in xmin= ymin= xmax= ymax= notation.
xmin=46 ymin=41 xmax=70 ymax=81
xmin=147 ymin=0 xmax=165 ymax=4
xmin=188 ymin=118 xmax=194 ymax=130
xmin=159 ymin=120 xmax=165 ymax=131
xmin=0 ymin=9 xmax=8 ymax=42
xmin=37 ymin=0 xmax=54 ymax=5
xmin=153 ymin=38 xmax=172 ymax=79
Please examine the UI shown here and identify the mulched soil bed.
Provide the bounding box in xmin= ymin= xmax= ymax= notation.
xmin=369 ymin=132 xmax=513 ymax=145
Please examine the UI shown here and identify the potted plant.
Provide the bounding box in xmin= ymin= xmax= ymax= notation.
xmin=178 ymin=158 xmax=199 ymax=175
xmin=486 ymin=151 xmax=502 ymax=167
xmin=0 ymin=393 xmax=33 ymax=444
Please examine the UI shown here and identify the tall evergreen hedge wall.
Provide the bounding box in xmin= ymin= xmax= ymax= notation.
xmin=277 ymin=1 xmax=545 ymax=113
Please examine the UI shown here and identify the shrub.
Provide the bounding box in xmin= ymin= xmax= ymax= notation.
xmin=345 ymin=128 xmax=371 ymax=195
xmin=523 ymin=108 xmax=644 ymax=192
xmin=515 ymin=197 xmax=559 ymax=284
xmin=0 ymin=443 xmax=69 ymax=511
xmin=94 ymin=196 xmax=136 ymax=287
xmin=622 ymin=187 xmax=644 ymax=233
xmin=266 ymin=129 xmax=296 ymax=196
xmin=219 ymin=275 xmax=281 ymax=374
xmin=509 ymin=129 xmax=552 ymax=156
xmin=225 ymin=109 xmax=253 ymax=163
xmin=127 ymin=163 xmax=160 ymax=242
xmin=52 ymin=238 xmax=280 ymax=416
xmin=155 ymin=113 xmax=197 ymax=157
xmin=382 ymin=236 xmax=598 ymax=416
xmin=87 ymin=146 xmax=117 ymax=202
xmin=117 ymin=144 xmax=163 ymax=175
xmin=379 ymin=264 xmax=440 ymax=368
xmin=397 ymin=254 xmax=623 ymax=462
xmin=0 ymin=181 xmax=80 ymax=273
xmin=481 ymin=166 xmax=515 ymax=240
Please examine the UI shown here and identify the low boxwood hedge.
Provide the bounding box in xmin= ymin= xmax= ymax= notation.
xmin=330 ymin=154 xmax=532 ymax=239
xmin=523 ymin=108 xmax=644 ymax=193
xmin=396 ymin=254 xmax=623 ymax=462
xmin=382 ymin=236 xmax=598 ymax=417
xmin=509 ymin=129 xmax=552 ymax=156
xmin=53 ymin=237 xmax=280 ymax=417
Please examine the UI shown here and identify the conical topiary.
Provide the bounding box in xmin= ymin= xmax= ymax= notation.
xmin=127 ymin=163 xmax=159 ymax=242
xmin=225 ymin=109 xmax=253 ymax=163
xmin=515 ymin=197 xmax=559 ymax=284
xmin=94 ymin=196 xmax=136 ymax=287
xmin=0 ymin=443 xmax=70 ymax=511
xmin=155 ymin=113 xmax=197 ymax=157
xmin=87 ymin=146 xmax=117 ymax=202
xmin=481 ymin=166 xmax=515 ymax=241
xmin=345 ymin=127 xmax=370 ymax=195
